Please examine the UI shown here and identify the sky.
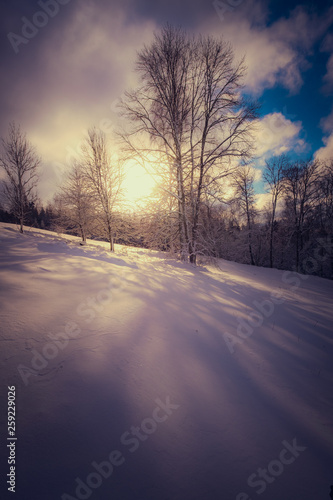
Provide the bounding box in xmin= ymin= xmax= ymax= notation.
xmin=0 ymin=0 xmax=333 ymax=204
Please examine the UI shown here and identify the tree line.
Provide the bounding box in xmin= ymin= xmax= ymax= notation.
xmin=0 ymin=25 xmax=332 ymax=278
xmin=194 ymin=156 xmax=333 ymax=279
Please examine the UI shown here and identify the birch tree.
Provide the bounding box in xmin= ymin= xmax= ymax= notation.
xmin=313 ymin=160 xmax=333 ymax=277
xmin=82 ymin=128 xmax=124 ymax=251
xmin=0 ymin=123 xmax=40 ymax=233
xmin=120 ymin=25 xmax=257 ymax=263
xmin=263 ymin=154 xmax=287 ymax=268
xmin=231 ymin=165 xmax=257 ymax=265
xmin=55 ymin=160 xmax=94 ymax=242
xmin=282 ymin=159 xmax=320 ymax=272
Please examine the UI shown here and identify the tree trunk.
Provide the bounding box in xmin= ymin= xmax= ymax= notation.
xmin=246 ymin=195 xmax=255 ymax=265
xmin=107 ymin=221 xmax=114 ymax=252
xmin=189 ymin=252 xmax=196 ymax=265
xmin=248 ymin=232 xmax=255 ymax=266
xmin=19 ymin=203 xmax=24 ymax=233
xmin=80 ymin=226 xmax=86 ymax=242
xmin=269 ymin=203 xmax=276 ymax=268
xmin=269 ymin=225 xmax=274 ymax=268
xmin=176 ymin=157 xmax=189 ymax=261
xmin=295 ymin=229 xmax=300 ymax=272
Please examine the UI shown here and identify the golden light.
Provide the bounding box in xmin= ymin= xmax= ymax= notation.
xmin=123 ymin=161 xmax=157 ymax=205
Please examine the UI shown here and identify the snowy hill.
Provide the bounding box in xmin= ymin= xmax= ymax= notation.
xmin=0 ymin=223 xmax=332 ymax=500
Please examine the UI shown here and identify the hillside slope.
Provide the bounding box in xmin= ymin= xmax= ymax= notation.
xmin=0 ymin=223 xmax=332 ymax=500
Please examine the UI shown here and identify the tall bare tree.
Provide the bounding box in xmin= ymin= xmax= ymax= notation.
xmin=282 ymin=159 xmax=320 ymax=272
xmin=231 ymin=165 xmax=257 ymax=265
xmin=315 ymin=160 xmax=333 ymax=277
xmin=263 ymin=154 xmax=287 ymax=268
xmin=0 ymin=123 xmax=40 ymax=233
xmin=54 ymin=160 xmax=94 ymax=242
xmin=120 ymin=25 xmax=257 ymax=263
xmin=82 ymin=128 xmax=124 ymax=251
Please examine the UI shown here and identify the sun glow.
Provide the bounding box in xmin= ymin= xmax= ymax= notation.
xmin=123 ymin=161 xmax=157 ymax=205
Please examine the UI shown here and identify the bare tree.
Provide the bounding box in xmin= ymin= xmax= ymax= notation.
xmin=263 ymin=154 xmax=287 ymax=268
xmin=0 ymin=123 xmax=40 ymax=233
xmin=188 ymin=37 xmax=257 ymax=263
xmin=317 ymin=160 xmax=333 ymax=232
xmin=82 ymin=128 xmax=124 ymax=251
xmin=282 ymin=159 xmax=320 ymax=272
xmin=54 ymin=160 xmax=94 ymax=242
xmin=120 ymin=25 xmax=257 ymax=263
xmin=231 ymin=165 xmax=257 ymax=265
xmin=316 ymin=160 xmax=333 ymax=277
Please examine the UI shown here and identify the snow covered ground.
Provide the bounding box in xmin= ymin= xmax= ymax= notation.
xmin=0 ymin=222 xmax=332 ymax=500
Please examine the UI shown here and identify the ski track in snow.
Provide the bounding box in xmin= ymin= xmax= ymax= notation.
xmin=0 ymin=222 xmax=332 ymax=500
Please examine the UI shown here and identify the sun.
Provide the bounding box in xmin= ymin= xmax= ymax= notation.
xmin=123 ymin=161 xmax=157 ymax=205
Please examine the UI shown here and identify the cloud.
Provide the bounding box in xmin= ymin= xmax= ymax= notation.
xmin=323 ymin=55 xmax=333 ymax=91
xmin=255 ymin=191 xmax=285 ymax=214
xmin=255 ymin=192 xmax=271 ymax=211
xmin=317 ymin=35 xmax=333 ymax=163
xmin=26 ymin=2 xmax=155 ymax=129
xmin=254 ymin=112 xmax=306 ymax=162
xmin=321 ymin=31 xmax=333 ymax=91
xmin=314 ymin=133 xmax=333 ymax=162
xmin=1 ymin=2 xmax=157 ymax=202
xmin=1 ymin=0 xmax=332 ymax=205
xmin=207 ymin=2 xmax=333 ymax=95
xmin=320 ymin=108 xmax=333 ymax=134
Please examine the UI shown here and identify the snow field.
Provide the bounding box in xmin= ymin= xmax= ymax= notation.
xmin=0 ymin=223 xmax=332 ymax=500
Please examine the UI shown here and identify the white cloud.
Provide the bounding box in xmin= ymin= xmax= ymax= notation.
xmin=314 ymin=133 xmax=333 ymax=162
xmin=255 ymin=191 xmax=285 ymax=214
xmin=4 ymin=0 xmax=332 ymax=204
xmin=255 ymin=192 xmax=271 ymax=211
xmin=206 ymin=2 xmax=333 ymax=95
xmin=13 ymin=3 xmax=157 ymax=202
xmin=320 ymin=108 xmax=333 ymax=134
xmin=254 ymin=112 xmax=306 ymax=162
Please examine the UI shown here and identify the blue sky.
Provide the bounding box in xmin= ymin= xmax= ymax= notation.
xmin=258 ymin=1 xmax=333 ymax=156
xmin=0 ymin=0 xmax=332 ymax=202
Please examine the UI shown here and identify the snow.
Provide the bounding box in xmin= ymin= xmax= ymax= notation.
xmin=0 ymin=222 xmax=332 ymax=500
